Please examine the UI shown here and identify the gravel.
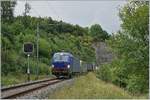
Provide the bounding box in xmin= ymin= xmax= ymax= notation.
xmin=16 ymin=79 xmax=74 ymax=99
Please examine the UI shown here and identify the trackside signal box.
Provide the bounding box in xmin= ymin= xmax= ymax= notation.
xmin=23 ymin=43 xmax=34 ymax=54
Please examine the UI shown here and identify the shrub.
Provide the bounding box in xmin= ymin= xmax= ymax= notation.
xmin=40 ymin=57 xmax=50 ymax=65
xmin=39 ymin=38 xmax=51 ymax=58
xmin=126 ymin=75 xmax=149 ymax=94
xmin=96 ymin=64 xmax=112 ymax=82
xmin=38 ymin=63 xmax=51 ymax=75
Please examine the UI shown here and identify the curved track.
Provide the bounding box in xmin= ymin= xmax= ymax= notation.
xmin=1 ymin=78 xmax=64 ymax=99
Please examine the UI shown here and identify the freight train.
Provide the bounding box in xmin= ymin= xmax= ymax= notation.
xmin=51 ymin=52 xmax=95 ymax=78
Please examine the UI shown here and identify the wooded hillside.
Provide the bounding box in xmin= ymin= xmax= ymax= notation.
xmin=1 ymin=1 xmax=149 ymax=96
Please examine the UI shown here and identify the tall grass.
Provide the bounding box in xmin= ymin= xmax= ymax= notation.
xmin=1 ymin=73 xmax=52 ymax=87
xmin=49 ymin=73 xmax=148 ymax=99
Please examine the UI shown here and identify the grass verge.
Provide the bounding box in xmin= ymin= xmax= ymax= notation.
xmin=1 ymin=73 xmax=53 ymax=87
xmin=49 ymin=72 xmax=148 ymax=99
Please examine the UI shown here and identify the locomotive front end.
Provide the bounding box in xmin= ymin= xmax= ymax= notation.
xmin=51 ymin=52 xmax=72 ymax=78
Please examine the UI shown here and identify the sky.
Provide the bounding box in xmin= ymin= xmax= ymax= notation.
xmin=14 ymin=1 xmax=127 ymax=34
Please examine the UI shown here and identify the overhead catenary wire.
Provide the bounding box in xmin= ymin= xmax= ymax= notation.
xmin=25 ymin=1 xmax=62 ymax=21
xmin=46 ymin=1 xmax=62 ymax=21
xmin=31 ymin=6 xmax=41 ymax=17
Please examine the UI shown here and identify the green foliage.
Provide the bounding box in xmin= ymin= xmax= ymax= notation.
xmin=96 ymin=64 xmax=112 ymax=82
xmin=23 ymin=34 xmax=36 ymax=43
xmin=1 ymin=73 xmax=50 ymax=86
xmin=1 ymin=36 xmax=12 ymax=49
xmin=1 ymin=1 xmax=16 ymax=23
xmin=10 ymin=21 xmax=24 ymax=35
xmin=1 ymin=12 xmax=97 ymax=79
xmin=2 ymin=50 xmax=18 ymax=75
xmin=89 ymin=24 xmax=109 ymax=42
xmin=49 ymin=73 xmax=147 ymax=99
xmin=96 ymin=1 xmax=149 ymax=94
xmin=38 ymin=63 xmax=51 ymax=75
xmin=127 ymin=75 xmax=148 ymax=94
xmin=29 ymin=60 xmax=51 ymax=75
xmin=119 ymin=1 xmax=149 ymax=41
xmin=1 ymin=74 xmax=22 ymax=86
xmin=39 ymin=38 xmax=51 ymax=58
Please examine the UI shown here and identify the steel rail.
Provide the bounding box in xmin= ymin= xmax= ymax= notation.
xmin=1 ymin=78 xmax=64 ymax=99
xmin=1 ymin=78 xmax=57 ymax=91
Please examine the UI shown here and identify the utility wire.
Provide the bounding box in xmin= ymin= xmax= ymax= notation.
xmin=22 ymin=1 xmax=63 ymax=21
xmin=31 ymin=6 xmax=41 ymax=17
xmin=46 ymin=1 xmax=62 ymax=21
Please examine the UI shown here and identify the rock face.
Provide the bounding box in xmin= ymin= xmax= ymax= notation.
xmin=92 ymin=42 xmax=114 ymax=66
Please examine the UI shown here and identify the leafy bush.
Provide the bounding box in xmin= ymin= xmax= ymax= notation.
xmin=96 ymin=64 xmax=112 ymax=82
xmin=1 ymin=63 xmax=11 ymax=75
xmin=2 ymin=50 xmax=19 ymax=75
xmin=40 ymin=57 xmax=50 ymax=65
xmin=126 ymin=75 xmax=149 ymax=94
xmin=23 ymin=34 xmax=35 ymax=43
xmin=39 ymin=38 xmax=51 ymax=58
xmin=38 ymin=63 xmax=51 ymax=75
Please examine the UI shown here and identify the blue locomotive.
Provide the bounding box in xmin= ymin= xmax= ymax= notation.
xmin=51 ymin=52 xmax=95 ymax=78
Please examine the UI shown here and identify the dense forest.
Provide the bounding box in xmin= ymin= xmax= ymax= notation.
xmin=1 ymin=0 xmax=149 ymax=96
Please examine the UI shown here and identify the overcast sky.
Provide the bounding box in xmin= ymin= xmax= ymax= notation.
xmin=14 ymin=1 xmax=127 ymax=34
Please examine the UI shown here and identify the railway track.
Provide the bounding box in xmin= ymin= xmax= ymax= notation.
xmin=1 ymin=78 xmax=64 ymax=99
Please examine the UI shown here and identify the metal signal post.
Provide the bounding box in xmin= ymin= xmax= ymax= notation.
xmin=36 ymin=22 xmax=39 ymax=80
xmin=27 ymin=54 xmax=30 ymax=81
xmin=35 ymin=23 xmax=61 ymax=80
xmin=23 ymin=42 xmax=34 ymax=82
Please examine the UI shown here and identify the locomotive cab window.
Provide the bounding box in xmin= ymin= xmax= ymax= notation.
xmin=53 ymin=53 xmax=69 ymax=62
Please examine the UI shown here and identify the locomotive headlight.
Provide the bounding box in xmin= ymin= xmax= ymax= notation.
xmin=67 ymin=65 xmax=70 ymax=68
xmin=52 ymin=65 xmax=54 ymax=68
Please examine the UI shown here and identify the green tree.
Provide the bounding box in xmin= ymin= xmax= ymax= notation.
xmin=101 ymin=1 xmax=149 ymax=94
xmin=1 ymin=13 xmax=96 ymax=80
xmin=39 ymin=38 xmax=51 ymax=58
xmin=1 ymin=1 xmax=16 ymax=23
xmin=89 ymin=24 xmax=109 ymax=42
